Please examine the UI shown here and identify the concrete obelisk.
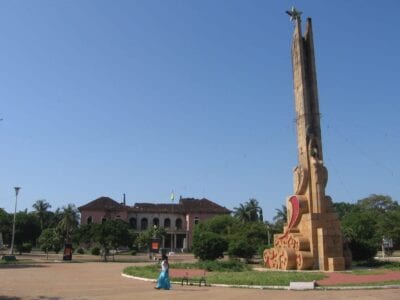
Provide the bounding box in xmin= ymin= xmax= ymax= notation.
xmin=263 ymin=9 xmax=350 ymax=271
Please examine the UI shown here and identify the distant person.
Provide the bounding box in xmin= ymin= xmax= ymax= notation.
xmin=155 ymin=254 xmax=171 ymax=290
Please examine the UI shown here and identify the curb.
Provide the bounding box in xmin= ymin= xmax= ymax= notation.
xmin=121 ymin=273 xmax=400 ymax=290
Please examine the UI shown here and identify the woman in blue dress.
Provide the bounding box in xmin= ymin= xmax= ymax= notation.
xmin=155 ymin=254 xmax=171 ymax=290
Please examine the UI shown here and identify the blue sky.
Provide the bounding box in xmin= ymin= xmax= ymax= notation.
xmin=0 ymin=0 xmax=399 ymax=222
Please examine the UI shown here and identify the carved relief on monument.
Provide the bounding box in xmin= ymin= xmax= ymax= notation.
xmin=293 ymin=166 xmax=308 ymax=194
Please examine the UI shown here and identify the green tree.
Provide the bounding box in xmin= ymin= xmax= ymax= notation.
xmin=136 ymin=225 xmax=166 ymax=251
xmin=197 ymin=215 xmax=238 ymax=235
xmin=58 ymin=204 xmax=80 ymax=242
xmin=14 ymin=211 xmax=41 ymax=247
xmin=32 ymin=199 xmax=52 ymax=231
xmin=92 ymin=219 xmax=134 ymax=261
xmin=357 ymin=194 xmax=398 ymax=213
xmin=73 ymin=224 xmax=95 ymax=248
xmin=0 ymin=208 xmax=12 ymax=245
xmin=38 ymin=228 xmax=61 ymax=259
xmin=233 ymin=199 xmax=263 ymax=223
xmin=233 ymin=203 xmax=251 ymax=223
xmin=192 ymin=229 xmax=228 ymax=260
xmin=272 ymin=205 xmax=287 ymax=232
xmin=193 ymin=215 xmax=269 ymax=260
xmin=332 ymin=202 xmax=356 ymax=219
xmin=228 ymin=221 xmax=269 ymax=259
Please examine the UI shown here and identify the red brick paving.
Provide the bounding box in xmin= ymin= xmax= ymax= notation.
xmin=317 ymin=270 xmax=400 ymax=286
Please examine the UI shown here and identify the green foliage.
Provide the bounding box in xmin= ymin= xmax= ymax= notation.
xmin=197 ymin=214 xmax=238 ymax=235
xmin=348 ymin=239 xmax=377 ymax=261
xmin=57 ymin=204 xmax=80 ymax=242
xmin=131 ymin=249 xmax=137 ymax=256
xmin=335 ymin=194 xmax=400 ymax=261
xmin=91 ymin=247 xmax=101 ymax=256
xmin=53 ymin=243 xmax=63 ymax=254
xmin=354 ymin=260 xmax=400 ymax=270
xmin=32 ymin=199 xmax=52 ymax=231
xmin=192 ymin=230 xmax=228 ymax=260
xmin=92 ymin=219 xmax=134 ymax=261
xmin=73 ymin=224 xmax=95 ymax=247
xmin=228 ymin=239 xmax=256 ymax=259
xmin=123 ymin=264 xmax=326 ymax=286
xmin=172 ymin=259 xmax=251 ymax=272
xmin=38 ymin=228 xmax=63 ymax=256
xmin=136 ymin=226 xmax=166 ymax=250
xmin=15 ymin=211 xmax=41 ymax=245
xmin=227 ymin=221 xmax=269 ymax=259
xmin=332 ymin=202 xmax=357 ymax=219
xmin=76 ymin=247 xmax=85 ymax=254
xmin=233 ymin=198 xmax=263 ymax=223
xmin=193 ymin=215 xmax=269 ymax=260
xmin=0 ymin=208 xmax=12 ymax=245
xmin=16 ymin=242 xmax=32 ymax=254
xmin=272 ymin=205 xmax=287 ymax=233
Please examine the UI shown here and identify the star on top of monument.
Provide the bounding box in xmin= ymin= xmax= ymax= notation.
xmin=286 ymin=6 xmax=302 ymax=22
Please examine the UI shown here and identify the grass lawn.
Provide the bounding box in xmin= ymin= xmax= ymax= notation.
xmin=123 ymin=262 xmax=326 ymax=286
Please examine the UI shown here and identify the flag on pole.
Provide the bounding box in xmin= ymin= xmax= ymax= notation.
xmin=170 ymin=190 xmax=175 ymax=202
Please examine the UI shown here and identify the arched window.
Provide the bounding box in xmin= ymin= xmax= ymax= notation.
xmin=164 ymin=218 xmax=171 ymax=228
xmin=153 ymin=218 xmax=159 ymax=227
xmin=194 ymin=217 xmax=200 ymax=225
xmin=129 ymin=217 xmax=137 ymax=230
xmin=175 ymin=218 xmax=182 ymax=230
xmin=87 ymin=216 xmax=92 ymax=225
xmin=101 ymin=217 xmax=107 ymax=224
xmin=141 ymin=218 xmax=148 ymax=230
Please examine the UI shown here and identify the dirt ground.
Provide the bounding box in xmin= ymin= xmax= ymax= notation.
xmin=0 ymin=259 xmax=399 ymax=300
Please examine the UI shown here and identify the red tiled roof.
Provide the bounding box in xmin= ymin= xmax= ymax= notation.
xmin=79 ymin=196 xmax=231 ymax=214
xmin=78 ymin=196 xmax=125 ymax=211
xmin=179 ymin=198 xmax=231 ymax=213
xmin=128 ymin=198 xmax=231 ymax=214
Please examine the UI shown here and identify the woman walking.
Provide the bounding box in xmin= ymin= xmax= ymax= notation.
xmin=155 ymin=254 xmax=171 ymax=290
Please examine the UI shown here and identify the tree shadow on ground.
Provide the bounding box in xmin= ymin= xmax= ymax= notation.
xmin=0 ymin=296 xmax=22 ymax=300
xmin=0 ymin=264 xmax=48 ymax=269
xmin=32 ymin=297 xmax=63 ymax=300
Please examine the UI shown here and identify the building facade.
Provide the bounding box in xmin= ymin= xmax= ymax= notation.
xmin=78 ymin=196 xmax=231 ymax=251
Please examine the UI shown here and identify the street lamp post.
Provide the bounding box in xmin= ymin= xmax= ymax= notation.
xmin=10 ymin=187 xmax=21 ymax=255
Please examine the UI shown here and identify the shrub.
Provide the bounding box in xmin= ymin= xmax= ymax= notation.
xmin=228 ymin=239 xmax=257 ymax=259
xmin=197 ymin=259 xmax=250 ymax=272
xmin=349 ymin=239 xmax=377 ymax=261
xmin=17 ymin=243 xmax=32 ymax=254
xmin=192 ymin=231 xmax=228 ymax=260
xmin=91 ymin=247 xmax=101 ymax=256
xmin=131 ymin=249 xmax=137 ymax=256
xmin=53 ymin=244 xmax=62 ymax=254
xmin=76 ymin=248 xmax=85 ymax=254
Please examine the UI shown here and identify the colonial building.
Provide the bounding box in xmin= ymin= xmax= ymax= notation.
xmin=78 ymin=196 xmax=231 ymax=251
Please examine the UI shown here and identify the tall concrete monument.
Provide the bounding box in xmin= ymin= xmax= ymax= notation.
xmin=263 ymin=9 xmax=350 ymax=271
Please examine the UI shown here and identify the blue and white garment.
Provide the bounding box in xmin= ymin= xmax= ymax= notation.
xmin=156 ymin=260 xmax=171 ymax=290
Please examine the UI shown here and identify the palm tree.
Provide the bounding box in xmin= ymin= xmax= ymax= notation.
xmin=233 ymin=199 xmax=263 ymax=223
xmin=32 ymin=199 xmax=51 ymax=231
xmin=58 ymin=204 xmax=80 ymax=242
xmin=273 ymin=205 xmax=287 ymax=232
xmin=246 ymin=198 xmax=262 ymax=222
xmin=233 ymin=203 xmax=251 ymax=223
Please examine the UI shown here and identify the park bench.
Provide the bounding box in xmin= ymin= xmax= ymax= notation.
xmin=181 ymin=270 xmax=207 ymax=287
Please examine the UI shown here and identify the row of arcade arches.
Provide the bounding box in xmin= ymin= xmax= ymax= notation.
xmin=129 ymin=217 xmax=183 ymax=230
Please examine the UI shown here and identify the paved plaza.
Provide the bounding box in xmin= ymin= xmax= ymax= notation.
xmin=1 ymin=261 xmax=400 ymax=300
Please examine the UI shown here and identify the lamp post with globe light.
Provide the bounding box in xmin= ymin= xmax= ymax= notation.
xmin=10 ymin=187 xmax=21 ymax=255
